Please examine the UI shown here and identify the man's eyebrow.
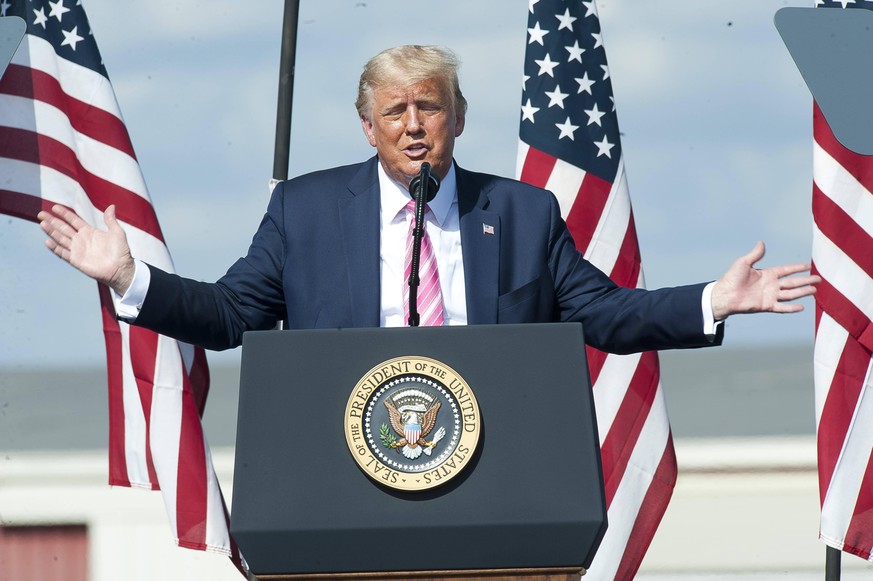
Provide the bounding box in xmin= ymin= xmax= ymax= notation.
xmin=378 ymin=102 xmax=406 ymax=115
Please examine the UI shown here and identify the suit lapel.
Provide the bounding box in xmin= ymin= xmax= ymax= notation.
xmin=457 ymin=166 xmax=499 ymax=325
xmin=339 ymin=158 xmax=381 ymax=327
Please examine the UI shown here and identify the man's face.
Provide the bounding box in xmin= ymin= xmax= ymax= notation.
xmin=360 ymin=77 xmax=465 ymax=189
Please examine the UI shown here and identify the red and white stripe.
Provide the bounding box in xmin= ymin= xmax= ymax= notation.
xmin=0 ymin=31 xmax=240 ymax=563
xmin=812 ymin=103 xmax=873 ymax=562
xmin=517 ymin=143 xmax=676 ymax=580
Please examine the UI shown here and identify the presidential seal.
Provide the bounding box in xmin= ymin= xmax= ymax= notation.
xmin=343 ymin=356 xmax=481 ymax=492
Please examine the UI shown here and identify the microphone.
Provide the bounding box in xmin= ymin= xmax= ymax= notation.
xmin=406 ymin=163 xmax=441 ymax=326
xmin=408 ymin=162 xmax=440 ymax=203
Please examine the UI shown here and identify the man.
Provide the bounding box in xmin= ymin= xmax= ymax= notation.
xmin=37 ymin=45 xmax=818 ymax=352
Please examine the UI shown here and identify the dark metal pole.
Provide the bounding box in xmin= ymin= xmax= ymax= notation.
xmin=825 ymin=546 xmax=841 ymax=581
xmin=273 ymin=0 xmax=299 ymax=331
xmin=272 ymin=0 xmax=300 ymax=182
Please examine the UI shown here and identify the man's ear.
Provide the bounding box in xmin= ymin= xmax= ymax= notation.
xmin=454 ymin=113 xmax=465 ymax=138
xmin=361 ymin=115 xmax=377 ymax=147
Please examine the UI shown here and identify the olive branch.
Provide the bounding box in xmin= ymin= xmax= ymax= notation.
xmin=379 ymin=423 xmax=397 ymax=448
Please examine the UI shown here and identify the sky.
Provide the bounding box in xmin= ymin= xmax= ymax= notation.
xmin=0 ymin=0 xmax=816 ymax=370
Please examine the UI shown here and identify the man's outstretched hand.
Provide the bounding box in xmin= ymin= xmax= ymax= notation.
xmin=710 ymin=241 xmax=820 ymax=321
xmin=38 ymin=204 xmax=136 ymax=295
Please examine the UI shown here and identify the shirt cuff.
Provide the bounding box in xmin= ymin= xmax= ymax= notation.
xmin=113 ymin=259 xmax=150 ymax=322
xmin=701 ymin=281 xmax=723 ymax=339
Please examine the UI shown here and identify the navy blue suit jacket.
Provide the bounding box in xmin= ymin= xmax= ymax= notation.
xmin=137 ymin=157 xmax=722 ymax=354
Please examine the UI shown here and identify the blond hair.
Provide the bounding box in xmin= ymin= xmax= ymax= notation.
xmin=355 ymin=45 xmax=468 ymax=120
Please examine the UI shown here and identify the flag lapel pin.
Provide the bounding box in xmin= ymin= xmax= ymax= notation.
xmin=482 ymin=223 xmax=495 ymax=235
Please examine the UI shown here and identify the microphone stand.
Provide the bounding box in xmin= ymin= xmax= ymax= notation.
xmin=407 ymin=162 xmax=439 ymax=327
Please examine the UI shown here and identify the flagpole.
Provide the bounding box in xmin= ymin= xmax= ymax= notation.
xmin=825 ymin=546 xmax=841 ymax=581
xmin=270 ymin=0 xmax=300 ymax=333
xmin=272 ymin=0 xmax=300 ymax=182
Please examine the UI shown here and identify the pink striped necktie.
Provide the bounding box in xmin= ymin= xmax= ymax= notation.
xmin=403 ymin=200 xmax=445 ymax=326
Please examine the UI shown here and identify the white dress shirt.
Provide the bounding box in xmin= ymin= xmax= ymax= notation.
xmin=378 ymin=163 xmax=466 ymax=327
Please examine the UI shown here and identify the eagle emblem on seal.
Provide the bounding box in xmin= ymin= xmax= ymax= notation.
xmin=382 ymin=389 xmax=447 ymax=460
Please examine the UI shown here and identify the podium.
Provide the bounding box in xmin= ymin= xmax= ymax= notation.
xmin=231 ymin=323 xmax=605 ymax=579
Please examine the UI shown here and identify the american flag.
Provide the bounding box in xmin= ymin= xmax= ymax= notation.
xmin=812 ymin=0 xmax=873 ymax=563
xmin=517 ymin=1 xmax=674 ymax=578
xmin=0 ymin=0 xmax=241 ymax=569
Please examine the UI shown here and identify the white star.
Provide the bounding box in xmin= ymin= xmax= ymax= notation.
xmin=839 ymin=0 xmax=856 ymax=6
xmin=521 ymin=98 xmax=540 ymax=123
xmin=534 ymin=53 xmax=559 ymax=77
xmin=582 ymin=1 xmax=598 ymax=17
xmin=61 ymin=25 xmax=84 ymax=50
xmin=528 ymin=21 xmax=549 ymax=46
xmin=0 ymin=1 xmax=10 ymax=17
xmin=529 ymin=0 xmax=540 ymax=13
xmin=556 ymin=117 xmax=579 ymax=140
xmin=522 ymin=74 xmax=530 ymax=90
xmin=565 ymin=40 xmax=585 ymax=63
xmin=555 ymin=8 xmax=577 ymax=31
xmin=545 ymin=84 xmax=569 ymax=109
xmin=609 ymin=95 xmax=615 ymax=111
xmin=575 ymin=72 xmax=595 ymax=95
xmin=48 ymin=0 xmax=70 ymax=22
xmin=591 ymin=32 xmax=603 ymax=49
xmin=33 ymin=6 xmax=49 ymax=28
xmin=584 ymin=103 xmax=606 ymax=126
xmin=601 ymin=64 xmax=610 ymax=80
xmin=594 ymin=135 xmax=615 ymax=158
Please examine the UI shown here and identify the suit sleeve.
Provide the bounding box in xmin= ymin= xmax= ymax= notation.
xmin=545 ymin=192 xmax=724 ymax=353
xmin=133 ymin=186 xmax=289 ymax=350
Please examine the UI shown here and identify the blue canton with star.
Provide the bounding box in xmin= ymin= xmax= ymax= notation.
xmin=520 ymin=0 xmax=621 ymax=183
xmin=2 ymin=0 xmax=106 ymax=77
xmin=817 ymin=0 xmax=873 ymax=8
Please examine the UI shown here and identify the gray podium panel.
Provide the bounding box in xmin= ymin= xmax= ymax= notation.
xmin=776 ymin=7 xmax=873 ymax=154
xmin=231 ymin=323 xmax=605 ymax=576
xmin=0 ymin=16 xmax=26 ymax=81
